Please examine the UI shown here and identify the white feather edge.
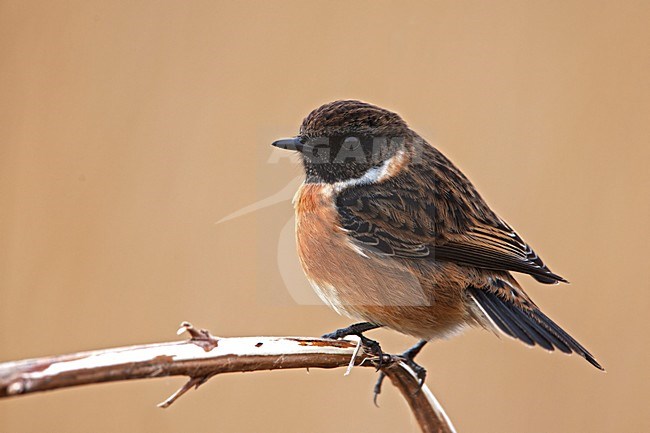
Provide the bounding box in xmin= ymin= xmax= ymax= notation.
xmin=468 ymin=291 xmax=555 ymax=353
xmin=468 ymin=292 xmax=511 ymax=339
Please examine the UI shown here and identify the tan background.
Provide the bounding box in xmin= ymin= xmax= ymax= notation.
xmin=1 ymin=1 xmax=649 ymax=432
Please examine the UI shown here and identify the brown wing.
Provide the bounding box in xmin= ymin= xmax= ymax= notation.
xmin=335 ymin=144 xmax=566 ymax=284
xmin=435 ymin=223 xmax=567 ymax=283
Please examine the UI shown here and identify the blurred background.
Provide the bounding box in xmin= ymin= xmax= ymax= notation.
xmin=1 ymin=1 xmax=649 ymax=432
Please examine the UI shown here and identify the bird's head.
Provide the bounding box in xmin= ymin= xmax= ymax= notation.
xmin=272 ymin=100 xmax=411 ymax=184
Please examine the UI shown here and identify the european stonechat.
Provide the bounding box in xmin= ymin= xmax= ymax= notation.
xmin=271 ymin=100 xmax=603 ymax=392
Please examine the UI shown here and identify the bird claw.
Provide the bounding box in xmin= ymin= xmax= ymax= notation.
xmin=373 ymin=371 xmax=387 ymax=407
xmin=321 ymin=322 xmax=380 ymax=340
xmin=321 ymin=323 xmax=388 ymax=369
xmin=373 ymin=343 xmax=428 ymax=404
xmin=358 ymin=335 xmax=391 ymax=370
xmin=321 ymin=329 xmax=345 ymax=340
xmin=404 ymin=357 xmax=427 ymax=388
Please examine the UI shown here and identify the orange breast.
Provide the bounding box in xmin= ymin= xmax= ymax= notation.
xmin=295 ymin=184 xmax=428 ymax=312
xmin=293 ymin=182 xmax=471 ymax=339
xmin=295 ymin=183 xmax=327 ymax=214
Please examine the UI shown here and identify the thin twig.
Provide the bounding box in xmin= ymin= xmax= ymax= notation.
xmin=157 ymin=376 xmax=207 ymax=408
xmin=0 ymin=323 xmax=456 ymax=433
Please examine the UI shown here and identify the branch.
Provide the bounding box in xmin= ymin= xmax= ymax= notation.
xmin=0 ymin=323 xmax=456 ymax=433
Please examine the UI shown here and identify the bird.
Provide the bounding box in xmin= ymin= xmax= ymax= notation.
xmin=271 ymin=100 xmax=603 ymax=397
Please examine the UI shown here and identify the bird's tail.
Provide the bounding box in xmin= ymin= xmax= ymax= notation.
xmin=469 ymin=283 xmax=604 ymax=371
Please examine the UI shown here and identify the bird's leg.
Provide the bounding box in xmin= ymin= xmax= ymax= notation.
xmin=373 ymin=339 xmax=428 ymax=405
xmin=321 ymin=322 xmax=389 ymax=367
xmin=321 ymin=322 xmax=381 ymax=339
xmin=400 ymin=339 xmax=428 ymax=384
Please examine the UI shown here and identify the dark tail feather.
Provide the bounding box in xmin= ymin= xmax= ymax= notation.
xmin=470 ymin=287 xmax=604 ymax=371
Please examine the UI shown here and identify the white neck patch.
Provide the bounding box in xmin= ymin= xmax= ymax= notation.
xmin=333 ymin=150 xmax=405 ymax=193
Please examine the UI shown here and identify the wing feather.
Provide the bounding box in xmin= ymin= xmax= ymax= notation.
xmin=335 ymin=144 xmax=566 ymax=283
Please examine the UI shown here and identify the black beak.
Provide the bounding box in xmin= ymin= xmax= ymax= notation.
xmin=271 ymin=137 xmax=304 ymax=152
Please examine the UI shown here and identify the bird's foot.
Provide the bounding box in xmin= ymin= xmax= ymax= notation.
xmin=321 ymin=322 xmax=389 ymax=368
xmin=321 ymin=322 xmax=381 ymax=340
xmin=373 ymin=339 xmax=428 ymax=406
xmin=359 ymin=334 xmax=392 ymax=369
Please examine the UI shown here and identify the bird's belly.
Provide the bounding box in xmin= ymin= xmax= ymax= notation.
xmin=294 ymin=183 xmax=469 ymax=339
